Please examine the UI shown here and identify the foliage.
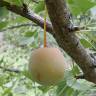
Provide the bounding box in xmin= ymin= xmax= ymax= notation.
xmin=0 ymin=0 xmax=96 ymax=96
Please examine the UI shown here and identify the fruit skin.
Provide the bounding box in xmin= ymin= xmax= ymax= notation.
xmin=28 ymin=48 xmax=65 ymax=86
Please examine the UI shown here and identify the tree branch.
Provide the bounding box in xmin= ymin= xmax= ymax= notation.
xmin=0 ymin=1 xmax=53 ymax=34
xmin=45 ymin=0 xmax=96 ymax=83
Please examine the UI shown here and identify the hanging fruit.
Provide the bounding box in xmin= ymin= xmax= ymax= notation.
xmin=28 ymin=48 xmax=65 ymax=85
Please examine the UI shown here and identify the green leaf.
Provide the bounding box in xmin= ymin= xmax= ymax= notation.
xmin=68 ymin=0 xmax=96 ymax=16
xmin=22 ymin=70 xmax=33 ymax=80
xmin=8 ymin=92 xmax=13 ymax=96
xmin=67 ymin=79 xmax=93 ymax=91
xmin=56 ymin=81 xmax=67 ymax=96
xmin=65 ymin=71 xmax=93 ymax=91
xmin=34 ymin=1 xmax=45 ymax=13
xmin=24 ymin=31 xmax=35 ymax=37
xmin=80 ymin=39 xmax=93 ymax=48
xmin=13 ymin=17 xmax=29 ymax=23
xmin=2 ymin=88 xmax=12 ymax=95
xmin=4 ymin=0 xmax=22 ymax=6
xmin=34 ymin=32 xmax=38 ymax=38
xmin=0 ymin=21 xmax=8 ymax=30
xmin=0 ymin=7 xmax=8 ymax=17
xmin=67 ymin=0 xmax=74 ymax=4
xmin=38 ymin=86 xmax=50 ymax=93
xmin=57 ymin=81 xmax=79 ymax=96
xmin=65 ymin=87 xmax=77 ymax=96
xmin=0 ymin=58 xmax=4 ymax=63
xmin=72 ymin=65 xmax=80 ymax=75
xmin=19 ymin=37 xmax=34 ymax=45
xmin=69 ymin=5 xmax=82 ymax=16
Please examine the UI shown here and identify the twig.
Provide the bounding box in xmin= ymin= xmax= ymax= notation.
xmin=0 ymin=23 xmax=37 ymax=32
xmin=0 ymin=66 xmax=21 ymax=73
xmin=32 ymin=0 xmax=39 ymax=3
xmin=75 ymin=74 xmax=85 ymax=79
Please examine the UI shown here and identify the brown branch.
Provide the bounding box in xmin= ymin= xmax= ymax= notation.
xmin=0 ymin=1 xmax=53 ymax=34
xmin=45 ymin=0 xmax=96 ymax=84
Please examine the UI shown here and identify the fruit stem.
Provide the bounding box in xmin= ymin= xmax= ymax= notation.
xmin=44 ymin=5 xmax=47 ymax=47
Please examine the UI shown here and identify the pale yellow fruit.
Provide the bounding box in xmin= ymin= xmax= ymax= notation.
xmin=28 ymin=48 xmax=65 ymax=86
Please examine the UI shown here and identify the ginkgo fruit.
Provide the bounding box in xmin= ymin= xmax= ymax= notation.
xmin=28 ymin=48 xmax=66 ymax=86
